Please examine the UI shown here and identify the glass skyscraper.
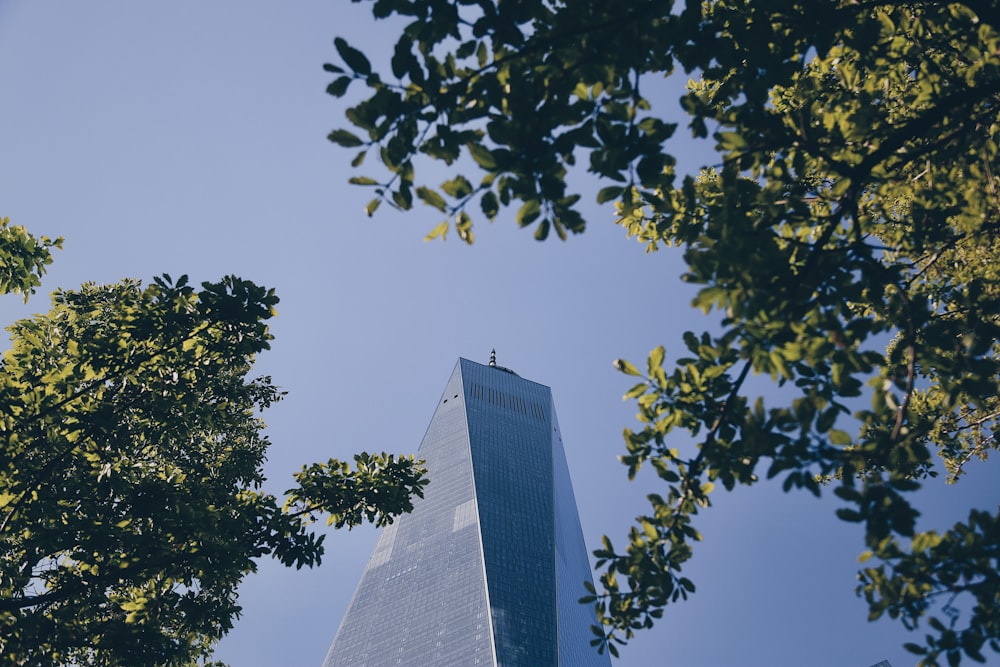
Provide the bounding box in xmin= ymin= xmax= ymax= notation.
xmin=323 ymin=357 xmax=611 ymax=666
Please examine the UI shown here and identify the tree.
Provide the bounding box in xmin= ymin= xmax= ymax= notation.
xmin=0 ymin=216 xmax=63 ymax=302
xmin=0 ymin=219 xmax=427 ymax=666
xmin=327 ymin=1 xmax=1000 ymax=664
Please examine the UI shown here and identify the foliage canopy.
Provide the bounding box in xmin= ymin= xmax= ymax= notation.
xmin=328 ymin=1 xmax=1000 ymax=664
xmin=0 ymin=224 xmax=427 ymax=666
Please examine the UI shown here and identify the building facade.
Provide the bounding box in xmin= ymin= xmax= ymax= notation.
xmin=323 ymin=357 xmax=611 ymax=666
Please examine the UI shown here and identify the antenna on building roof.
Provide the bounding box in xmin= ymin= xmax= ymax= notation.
xmin=489 ymin=349 xmax=497 ymax=367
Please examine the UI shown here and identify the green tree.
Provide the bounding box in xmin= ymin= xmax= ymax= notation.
xmin=0 ymin=221 xmax=427 ymax=666
xmin=0 ymin=216 xmax=62 ymax=302
xmin=328 ymin=1 xmax=1000 ymax=664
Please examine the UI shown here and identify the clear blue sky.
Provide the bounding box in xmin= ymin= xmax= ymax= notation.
xmin=2 ymin=4 xmax=996 ymax=666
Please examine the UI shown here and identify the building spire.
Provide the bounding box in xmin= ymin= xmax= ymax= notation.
xmin=489 ymin=349 xmax=497 ymax=367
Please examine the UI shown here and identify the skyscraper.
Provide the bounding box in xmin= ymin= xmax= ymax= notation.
xmin=323 ymin=357 xmax=611 ymax=666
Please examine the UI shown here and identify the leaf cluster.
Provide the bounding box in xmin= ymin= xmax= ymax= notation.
xmin=0 ymin=216 xmax=62 ymax=302
xmin=0 ymin=225 xmax=426 ymax=666
xmin=285 ymin=452 xmax=428 ymax=532
xmin=334 ymin=1 xmax=1000 ymax=663
xmin=326 ymin=0 xmax=680 ymax=242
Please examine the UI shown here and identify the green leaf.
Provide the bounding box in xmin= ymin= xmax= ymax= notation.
xmin=424 ymin=221 xmax=449 ymax=242
xmin=415 ymin=187 xmax=448 ymax=212
xmin=455 ymin=211 xmax=474 ymax=244
xmin=615 ymin=359 xmax=641 ymax=376
xmin=441 ymin=175 xmax=473 ymax=198
xmin=329 ymin=129 xmax=363 ymax=147
xmin=624 ymin=382 xmax=648 ymax=400
xmin=476 ymin=41 xmax=488 ymax=67
xmin=534 ymin=218 xmax=550 ymax=240
xmin=717 ymin=131 xmax=746 ymax=151
xmin=835 ymin=508 xmax=863 ymax=522
xmin=516 ymin=199 xmax=541 ymax=227
xmin=480 ymin=190 xmax=499 ymax=220
xmin=334 ymin=37 xmax=372 ymax=75
xmin=597 ymin=186 xmax=623 ymax=203
xmin=648 ymin=346 xmax=665 ymax=373
xmin=829 ymin=429 xmax=851 ymax=446
xmin=326 ymin=76 xmax=352 ymax=98
xmin=815 ymin=407 xmax=838 ymax=433
xmin=467 ymin=143 xmax=497 ymax=169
